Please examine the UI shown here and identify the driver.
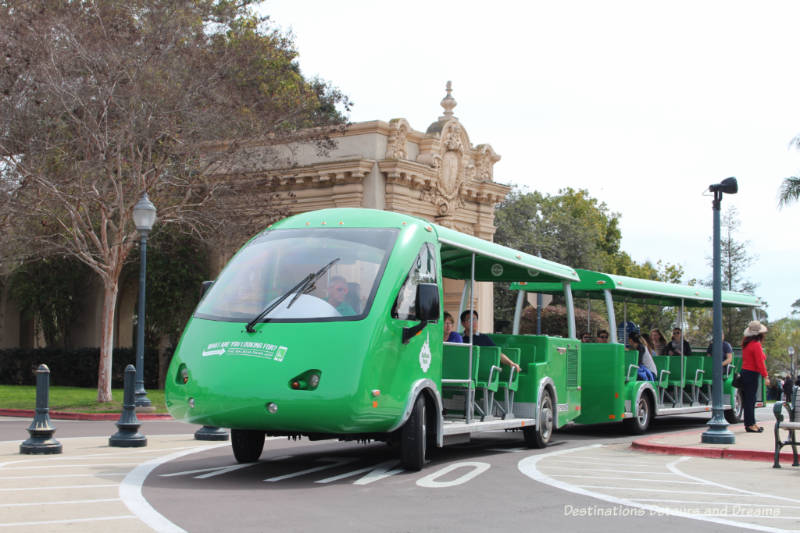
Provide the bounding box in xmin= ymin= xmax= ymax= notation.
xmin=327 ymin=276 xmax=357 ymax=316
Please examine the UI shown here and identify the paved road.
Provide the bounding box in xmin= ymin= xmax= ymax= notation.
xmin=1 ymin=408 xmax=792 ymax=533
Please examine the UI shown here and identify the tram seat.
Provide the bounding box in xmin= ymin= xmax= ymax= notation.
xmin=685 ymin=356 xmax=706 ymax=404
xmin=624 ymin=350 xmax=639 ymax=382
xmin=653 ymin=356 xmax=674 ymax=406
xmin=666 ymin=356 xmax=686 ymax=406
xmin=494 ymin=347 xmax=521 ymax=418
xmin=474 ymin=346 xmax=502 ymax=419
xmin=441 ymin=344 xmax=500 ymax=420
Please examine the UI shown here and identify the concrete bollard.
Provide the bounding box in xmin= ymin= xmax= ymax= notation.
xmin=109 ymin=365 xmax=147 ymax=447
xmin=194 ymin=425 xmax=229 ymax=441
xmin=20 ymin=364 xmax=62 ymax=455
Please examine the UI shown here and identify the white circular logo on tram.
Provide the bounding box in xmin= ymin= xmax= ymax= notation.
xmin=491 ymin=263 xmax=504 ymax=277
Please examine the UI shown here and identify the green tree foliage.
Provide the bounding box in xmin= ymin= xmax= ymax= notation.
xmin=493 ymin=188 xmax=683 ymax=332
xmin=697 ymin=206 xmax=758 ymax=345
xmin=8 ymin=257 xmax=91 ymax=349
xmin=494 ymin=188 xmax=622 ymax=270
xmin=123 ymin=228 xmax=210 ymax=387
xmin=0 ymin=0 xmax=349 ymax=401
xmin=762 ymin=318 xmax=800 ymax=376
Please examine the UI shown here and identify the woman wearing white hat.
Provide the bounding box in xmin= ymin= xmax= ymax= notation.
xmin=741 ymin=320 xmax=770 ymax=432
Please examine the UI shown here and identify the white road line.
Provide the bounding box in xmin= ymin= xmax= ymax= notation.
xmin=264 ymin=457 xmax=358 ymax=482
xmin=666 ymin=457 xmax=800 ymax=504
xmin=518 ymin=444 xmax=793 ymax=533
xmin=120 ymin=443 xmax=229 ymax=533
xmin=541 ymin=466 xmax=682 ymax=475
xmin=0 ymin=472 xmax=126 ymax=479
xmin=1 ymin=462 xmax=140 ymax=470
xmin=0 ymin=483 xmax=118 ymax=491
xmin=550 ymin=474 xmax=702 ymax=484
xmin=0 ymin=498 xmax=121 ymax=508
xmin=576 ymin=485 xmax=740 ymax=496
xmin=0 ymin=515 xmax=136 ymax=527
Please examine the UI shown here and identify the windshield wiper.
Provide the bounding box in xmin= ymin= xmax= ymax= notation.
xmin=287 ymin=258 xmax=340 ymax=309
xmin=245 ymin=258 xmax=340 ymax=333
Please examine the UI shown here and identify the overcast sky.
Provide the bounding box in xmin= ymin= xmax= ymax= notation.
xmin=261 ymin=0 xmax=800 ymax=320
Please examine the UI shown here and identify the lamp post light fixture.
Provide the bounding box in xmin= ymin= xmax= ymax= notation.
xmin=790 ymin=346 xmax=796 ymax=381
xmin=132 ymin=192 xmax=157 ymax=408
xmin=702 ymin=177 xmax=738 ymax=444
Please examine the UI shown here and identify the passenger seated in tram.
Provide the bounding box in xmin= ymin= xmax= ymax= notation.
xmin=629 ymin=332 xmax=658 ymax=380
xmin=664 ymin=327 xmax=692 ymax=356
xmin=459 ymin=310 xmax=522 ymax=372
xmin=326 ymin=276 xmax=357 ymax=316
xmin=581 ymin=331 xmax=593 ymax=343
xmin=705 ymin=332 xmax=733 ymax=368
xmin=443 ymin=311 xmax=463 ymax=343
xmin=596 ymin=329 xmax=609 ymax=343
xmin=649 ymin=328 xmax=668 ymax=355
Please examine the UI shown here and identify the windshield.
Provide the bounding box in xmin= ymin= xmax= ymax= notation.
xmin=194 ymin=228 xmax=398 ymax=323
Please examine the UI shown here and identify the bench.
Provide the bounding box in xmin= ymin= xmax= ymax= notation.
xmin=773 ymin=385 xmax=800 ymax=468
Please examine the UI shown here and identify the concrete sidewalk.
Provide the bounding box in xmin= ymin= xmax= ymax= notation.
xmin=633 ymin=419 xmax=799 ymax=466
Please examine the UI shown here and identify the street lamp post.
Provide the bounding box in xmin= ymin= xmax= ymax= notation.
xmin=132 ymin=193 xmax=157 ymax=408
xmin=790 ymin=346 xmax=796 ymax=383
xmin=702 ymin=177 xmax=738 ymax=444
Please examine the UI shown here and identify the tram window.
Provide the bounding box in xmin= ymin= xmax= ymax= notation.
xmin=392 ymin=243 xmax=437 ymax=321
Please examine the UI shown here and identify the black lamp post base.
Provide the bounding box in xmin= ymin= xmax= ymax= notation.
xmin=20 ymin=438 xmax=62 ymax=454
xmin=702 ymin=417 xmax=735 ymax=444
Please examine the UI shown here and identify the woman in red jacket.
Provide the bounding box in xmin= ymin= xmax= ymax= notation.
xmin=740 ymin=320 xmax=770 ymax=432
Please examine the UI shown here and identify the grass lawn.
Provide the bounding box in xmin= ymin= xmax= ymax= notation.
xmin=0 ymin=385 xmax=167 ymax=413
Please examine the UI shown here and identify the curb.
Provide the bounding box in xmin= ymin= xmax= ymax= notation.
xmin=631 ymin=431 xmax=797 ymax=463
xmin=0 ymin=408 xmax=173 ymax=421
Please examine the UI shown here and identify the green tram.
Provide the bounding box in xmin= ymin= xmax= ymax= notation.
xmin=165 ymin=208 xmax=584 ymax=470
xmin=511 ymin=269 xmax=763 ymax=433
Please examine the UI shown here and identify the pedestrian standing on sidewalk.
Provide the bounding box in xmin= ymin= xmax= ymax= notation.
xmin=741 ymin=320 xmax=770 ymax=433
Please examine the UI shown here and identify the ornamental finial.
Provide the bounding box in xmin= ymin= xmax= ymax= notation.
xmin=440 ymin=81 xmax=457 ymax=119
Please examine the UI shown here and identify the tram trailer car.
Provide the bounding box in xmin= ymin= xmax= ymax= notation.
xmin=166 ymin=208 xmax=582 ymax=470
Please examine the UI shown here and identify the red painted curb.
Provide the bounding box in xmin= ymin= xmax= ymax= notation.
xmin=631 ymin=431 xmax=797 ymax=463
xmin=0 ymin=408 xmax=172 ymax=421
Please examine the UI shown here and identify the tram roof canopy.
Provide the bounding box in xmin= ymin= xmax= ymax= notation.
xmin=272 ymin=208 xmax=579 ymax=284
xmin=433 ymin=224 xmax=580 ymax=283
xmin=511 ymin=268 xmax=762 ymax=308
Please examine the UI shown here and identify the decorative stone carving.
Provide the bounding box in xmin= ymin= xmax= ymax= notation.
xmin=473 ymin=144 xmax=501 ymax=181
xmin=385 ymin=118 xmax=410 ymax=160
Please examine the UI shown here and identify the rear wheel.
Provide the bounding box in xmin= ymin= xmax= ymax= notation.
xmin=524 ymin=391 xmax=553 ymax=448
xmin=624 ymin=393 xmax=652 ymax=434
xmin=231 ymin=429 xmax=265 ymax=463
xmin=724 ymin=388 xmax=743 ymax=424
xmin=400 ymin=396 xmax=427 ymax=471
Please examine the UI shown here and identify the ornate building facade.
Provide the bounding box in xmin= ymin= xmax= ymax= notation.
xmin=0 ymin=83 xmax=510 ymax=348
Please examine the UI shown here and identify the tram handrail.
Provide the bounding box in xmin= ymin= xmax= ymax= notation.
xmin=626 ymin=364 xmax=638 ymax=383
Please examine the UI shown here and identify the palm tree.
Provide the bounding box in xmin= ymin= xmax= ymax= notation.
xmin=780 ymin=135 xmax=800 ymax=208
xmin=779 ymin=177 xmax=800 ymax=208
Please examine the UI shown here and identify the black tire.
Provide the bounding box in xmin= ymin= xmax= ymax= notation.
xmin=400 ymin=396 xmax=427 ymax=471
xmin=724 ymin=388 xmax=743 ymax=424
xmin=624 ymin=393 xmax=652 ymax=434
xmin=524 ymin=391 xmax=554 ymax=448
xmin=231 ymin=429 xmax=265 ymax=463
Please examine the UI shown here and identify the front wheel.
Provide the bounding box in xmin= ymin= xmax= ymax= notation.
xmin=524 ymin=391 xmax=553 ymax=448
xmin=724 ymin=388 xmax=743 ymax=424
xmin=231 ymin=429 xmax=265 ymax=463
xmin=624 ymin=393 xmax=652 ymax=434
xmin=400 ymin=396 xmax=427 ymax=471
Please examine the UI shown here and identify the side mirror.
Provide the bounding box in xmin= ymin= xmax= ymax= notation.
xmin=415 ymin=283 xmax=440 ymax=321
xmin=200 ymin=280 xmax=214 ymax=298
xmin=402 ymin=283 xmax=440 ymax=344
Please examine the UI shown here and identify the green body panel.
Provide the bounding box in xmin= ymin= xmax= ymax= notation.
xmin=573 ymin=343 xmax=627 ymax=424
xmin=489 ymin=334 xmax=581 ymax=427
